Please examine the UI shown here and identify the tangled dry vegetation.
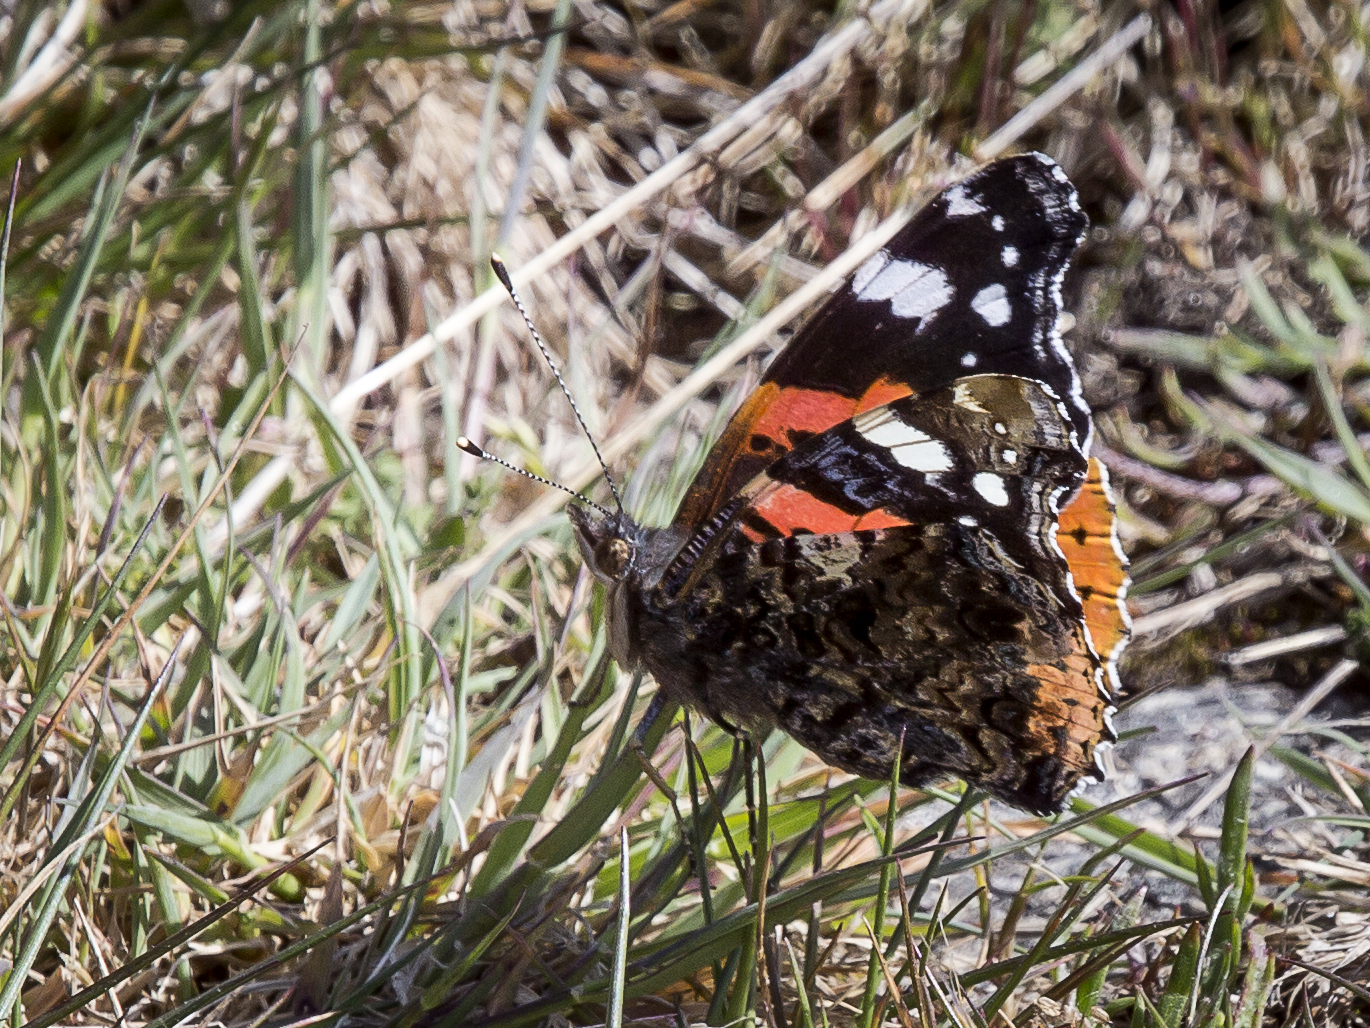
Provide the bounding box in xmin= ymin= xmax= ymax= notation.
xmin=1 ymin=0 xmax=1370 ymax=1024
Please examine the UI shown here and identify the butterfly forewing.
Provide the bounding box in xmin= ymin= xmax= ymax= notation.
xmin=677 ymin=154 xmax=1089 ymax=531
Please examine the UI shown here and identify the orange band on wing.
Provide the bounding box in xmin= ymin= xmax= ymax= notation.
xmin=747 ymin=386 xmax=861 ymax=447
xmin=743 ymin=482 xmax=912 ymax=541
xmin=856 ymin=376 xmax=913 ymax=413
xmin=678 ymin=378 xmax=918 ymax=529
xmin=854 ymin=507 xmax=912 ymax=531
xmin=1057 ymin=458 xmax=1130 ymax=671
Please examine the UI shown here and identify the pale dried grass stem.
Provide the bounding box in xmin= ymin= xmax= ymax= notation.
xmin=1174 ymin=658 xmax=1356 ymax=831
xmin=976 ymin=14 xmax=1152 ymax=161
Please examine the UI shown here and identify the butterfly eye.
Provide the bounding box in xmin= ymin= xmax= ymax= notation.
xmin=594 ymin=537 xmax=633 ymax=578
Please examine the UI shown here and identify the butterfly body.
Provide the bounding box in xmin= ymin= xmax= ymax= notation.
xmin=570 ymin=154 xmax=1130 ymax=814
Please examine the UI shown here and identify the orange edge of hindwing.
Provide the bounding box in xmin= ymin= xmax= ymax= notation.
xmin=1025 ymin=650 xmax=1107 ymax=771
xmin=1018 ymin=458 xmax=1130 ymax=779
xmin=1057 ymin=457 xmax=1131 ymax=675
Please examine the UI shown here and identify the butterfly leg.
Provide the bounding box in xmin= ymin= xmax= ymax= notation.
xmin=633 ymin=691 xmax=671 ymax=745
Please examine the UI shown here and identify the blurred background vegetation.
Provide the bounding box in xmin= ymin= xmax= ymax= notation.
xmin=1 ymin=0 xmax=1369 ymax=1024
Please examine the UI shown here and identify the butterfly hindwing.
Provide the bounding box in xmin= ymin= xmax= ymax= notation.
xmin=644 ymin=376 xmax=1109 ymax=813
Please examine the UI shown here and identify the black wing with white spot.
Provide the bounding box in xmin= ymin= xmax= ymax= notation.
xmin=674 ymin=153 xmax=1090 ymax=530
xmin=771 ymin=153 xmax=1089 ymax=440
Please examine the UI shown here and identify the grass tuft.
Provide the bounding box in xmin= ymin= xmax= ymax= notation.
xmin=2 ymin=0 xmax=1369 ymax=1024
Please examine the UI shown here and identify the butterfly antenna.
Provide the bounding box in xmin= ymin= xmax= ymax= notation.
xmin=456 ymin=436 xmax=614 ymax=519
xmin=489 ymin=253 xmax=625 ymax=513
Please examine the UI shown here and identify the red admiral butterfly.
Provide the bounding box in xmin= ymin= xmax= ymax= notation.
xmin=484 ymin=153 xmax=1130 ymax=814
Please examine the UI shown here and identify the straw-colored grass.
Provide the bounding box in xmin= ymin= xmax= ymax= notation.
xmin=1 ymin=0 xmax=1369 ymax=1025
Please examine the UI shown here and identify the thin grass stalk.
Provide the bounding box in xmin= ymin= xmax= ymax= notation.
xmin=290 ymin=363 xmax=425 ymax=735
xmin=28 ymin=347 xmax=66 ymax=624
xmin=446 ymin=586 xmax=473 ymax=851
xmin=697 ymin=736 xmax=750 ymax=881
xmin=1306 ymin=519 xmax=1370 ymax=611
xmin=903 ymin=790 xmax=977 ymax=912
xmin=866 ymin=916 xmax=915 ymax=1028
xmin=892 ymin=867 xmax=934 ymax=1028
xmin=22 ymin=102 xmax=154 ymax=442
xmin=1198 ymin=746 xmax=1255 ymax=1011
xmin=291 ymin=0 xmax=329 ymax=377
xmin=607 ymin=826 xmax=631 ymax=1028
xmin=803 ymin=782 xmax=828 ymax=986
xmin=708 ymin=947 xmax=741 ymax=1025
xmin=681 ymin=715 xmax=725 ymax=993
xmin=0 ymin=158 xmax=16 ymax=477
xmin=1313 ymin=359 xmax=1370 ymax=494
xmin=1156 ymin=922 xmax=1202 ymax=1028
xmin=680 ymin=718 xmax=711 ymax=915
xmin=785 ymin=935 xmax=817 ymax=1028
xmin=496 ymin=0 xmax=572 ymax=245
xmin=858 ymin=742 xmax=903 ymax=1027
xmin=598 ymin=671 xmax=644 ymax=787
xmin=465 ymin=647 xmax=611 ymax=897
xmin=461 ymin=42 xmax=509 ymax=483
xmin=130 ymin=824 xmax=194 ymax=1001
xmin=1232 ymin=932 xmax=1276 ymax=1028
xmin=754 ymin=745 xmax=773 ymax=1025
xmin=418 ymin=907 xmax=520 ymax=1019
xmin=725 ymin=739 xmax=762 ymax=1024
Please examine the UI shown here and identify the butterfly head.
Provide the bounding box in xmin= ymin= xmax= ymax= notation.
xmin=569 ymin=506 xmax=639 ymax=582
xmin=568 ymin=505 xmax=647 ymax=667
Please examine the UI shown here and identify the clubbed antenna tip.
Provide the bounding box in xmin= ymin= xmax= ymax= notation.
xmin=457 ymin=436 xmax=613 ymax=519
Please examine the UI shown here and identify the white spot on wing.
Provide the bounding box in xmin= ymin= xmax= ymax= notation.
xmin=971 ymin=283 xmax=1012 ymax=327
xmin=958 ymin=515 xmax=978 ymax=527
xmin=973 ymin=472 xmax=1010 ymax=506
xmin=960 ymin=352 xmax=977 ymax=367
xmin=857 ymin=413 xmax=955 ymax=473
xmin=857 ymin=259 xmax=954 ymax=322
xmin=1001 ymin=245 xmax=1019 ymax=267
xmin=1002 ymin=449 xmax=1018 ymax=465
xmin=944 ymin=185 xmax=986 ymax=216
xmin=952 ymin=383 xmax=989 ymax=412
xmin=853 ymin=250 xmax=890 ymax=294
xmin=992 ymin=215 xmax=1005 ymax=231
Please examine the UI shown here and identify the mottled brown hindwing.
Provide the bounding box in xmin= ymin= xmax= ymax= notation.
xmin=642 ymin=375 xmax=1109 ymax=813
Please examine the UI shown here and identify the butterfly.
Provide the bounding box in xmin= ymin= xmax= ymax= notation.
xmin=560 ymin=153 xmax=1130 ymax=814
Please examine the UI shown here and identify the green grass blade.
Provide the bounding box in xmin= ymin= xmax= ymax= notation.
xmin=1156 ymin=922 xmax=1202 ymax=1028
xmin=858 ymin=741 xmax=902 ymax=1027
xmin=607 ymin=826 xmax=631 ymax=1028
